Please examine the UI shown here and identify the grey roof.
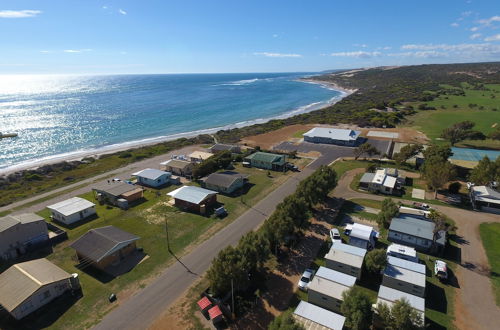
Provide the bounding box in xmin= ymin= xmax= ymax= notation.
xmin=315 ymin=266 xmax=357 ymax=287
xmin=70 ymin=226 xmax=140 ymax=262
xmin=168 ymin=186 xmax=217 ymax=204
xmin=47 ymin=197 xmax=95 ymax=217
xmin=160 ymin=159 xmax=192 ymax=169
xmin=132 ymin=168 xmax=171 ymax=180
xmin=389 ymin=214 xmax=435 ymax=241
xmin=0 ymin=216 xmax=21 ymax=232
xmin=293 ymin=301 xmax=346 ymax=330
xmin=203 ymin=172 xmax=248 ymax=189
xmin=0 ymin=258 xmax=71 ymax=312
xmin=303 ymin=127 xmax=361 ymax=141
xmin=387 ymin=256 xmax=426 ymax=274
xmin=377 ymin=285 xmax=425 ymax=312
xmin=0 ymin=213 xmax=45 ymax=232
xmin=472 ymin=185 xmax=500 ymax=204
xmin=94 ymin=182 xmax=142 ymax=197
xmin=360 ymin=172 xmax=375 ymax=184
xmin=308 ymin=269 xmax=354 ymax=300
xmin=210 ymin=144 xmax=240 ymax=152
xmin=326 ymin=242 xmax=367 ymax=268
xmin=384 ymin=264 xmax=426 ymax=287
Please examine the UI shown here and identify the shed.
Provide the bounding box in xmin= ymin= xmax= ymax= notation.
xmin=307 ymin=267 xmax=356 ymax=313
xmin=200 ymin=172 xmax=248 ymax=194
xmin=0 ymin=214 xmax=49 ymax=260
xmin=325 ymin=242 xmax=366 ymax=279
xmin=382 ymin=264 xmax=426 ymax=298
xmin=303 ymin=127 xmax=361 ymax=146
xmin=160 ymin=159 xmax=194 ymax=177
xmin=167 ymin=186 xmax=218 ymax=214
xmin=47 ymin=197 xmax=96 ymax=225
xmin=293 ymin=301 xmax=346 ymax=330
xmin=93 ymin=182 xmax=144 ymax=208
xmin=132 ymin=168 xmax=171 ymax=188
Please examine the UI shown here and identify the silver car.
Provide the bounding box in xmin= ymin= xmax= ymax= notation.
xmin=298 ymin=268 xmax=315 ymax=291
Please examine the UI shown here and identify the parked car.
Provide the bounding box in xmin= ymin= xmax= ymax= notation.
xmin=298 ymin=268 xmax=315 ymax=291
xmin=330 ymin=228 xmax=342 ymax=243
xmin=215 ymin=206 xmax=227 ymax=217
xmin=344 ymin=224 xmax=353 ymax=236
xmin=286 ymin=163 xmax=299 ymax=172
xmin=434 ymin=260 xmax=448 ymax=281
xmin=412 ymin=202 xmax=430 ymax=210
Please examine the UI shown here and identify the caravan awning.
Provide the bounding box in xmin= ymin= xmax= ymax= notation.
xmin=208 ymin=305 xmax=223 ymax=319
xmin=197 ymin=296 xmax=212 ymax=311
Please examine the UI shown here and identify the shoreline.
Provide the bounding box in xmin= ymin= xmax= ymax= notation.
xmin=0 ymin=78 xmax=354 ymax=176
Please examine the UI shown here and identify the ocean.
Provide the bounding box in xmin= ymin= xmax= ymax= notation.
xmin=0 ymin=73 xmax=343 ymax=172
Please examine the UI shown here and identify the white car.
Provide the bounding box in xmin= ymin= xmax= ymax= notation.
xmin=298 ymin=268 xmax=315 ymax=291
xmin=330 ymin=228 xmax=342 ymax=243
xmin=434 ymin=260 xmax=448 ymax=281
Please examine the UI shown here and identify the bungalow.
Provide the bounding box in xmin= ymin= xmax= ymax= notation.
xmin=70 ymin=226 xmax=140 ymax=272
xmin=0 ymin=214 xmax=49 ymax=260
xmin=160 ymin=159 xmax=194 ymax=177
xmin=307 ymin=266 xmax=356 ymax=313
xmin=209 ymin=143 xmax=241 ymax=154
xmin=382 ymin=264 xmax=426 ymax=298
xmin=132 ymin=168 xmax=171 ymax=188
xmin=0 ymin=258 xmax=74 ymax=320
xmin=93 ymin=182 xmax=144 ymax=209
xmin=325 ymin=241 xmax=366 ymax=279
xmin=386 ymin=243 xmax=419 ymax=263
xmin=388 ymin=214 xmax=446 ymax=253
xmin=188 ymin=151 xmax=214 ymax=163
xmin=293 ymin=301 xmax=346 ymax=330
xmin=374 ymin=285 xmax=425 ymax=325
xmin=303 ymin=127 xmax=361 ymax=146
xmin=359 ymin=168 xmax=404 ymax=195
xmin=349 ymin=223 xmax=377 ymax=250
xmin=244 ymin=152 xmax=286 ymax=171
xmin=470 ymin=185 xmax=500 ymax=214
xmin=200 ymin=172 xmax=248 ymax=194
xmin=47 ymin=197 xmax=96 ymax=225
xmin=168 ymin=186 xmax=218 ymax=214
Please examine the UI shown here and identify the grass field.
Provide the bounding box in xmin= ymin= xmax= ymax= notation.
xmin=479 ymin=222 xmax=500 ymax=307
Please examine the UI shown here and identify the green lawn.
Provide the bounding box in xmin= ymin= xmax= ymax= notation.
xmin=292 ymin=129 xmax=308 ymax=138
xmin=23 ymin=162 xmax=302 ymax=330
xmin=479 ymin=222 xmax=500 ymax=307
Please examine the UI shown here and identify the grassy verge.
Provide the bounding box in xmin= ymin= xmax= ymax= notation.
xmin=479 ymin=222 xmax=500 ymax=307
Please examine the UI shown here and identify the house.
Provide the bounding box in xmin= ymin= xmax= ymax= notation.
xmin=160 ymin=159 xmax=194 ymax=177
xmin=93 ymin=182 xmax=144 ymax=209
xmin=132 ymin=168 xmax=171 ymax=188
xmin=325 ymin=241 xmax=366 ymax=279
xmin=470 ymin=185 xmax=500 ymax=214
xmin=70 ymin=226 xmax=140 ymax=272
xmin=167 ymin=186 xmax=218 ymax=214
xmin=359 ymin=168 xmax=404 ymax=195
xmin=0 ymin=258 xmax=74 ymax=320
xmin=387 ymin=256 xmax=426 ymax=275
xmin=244 ymin=152 xmax=286 ymax=171
xmin=388 ymin=214 xmax=446 ymax=253
xmin=349 ymin=223 xmax=377 ymax=250
xmin=307 ymin=266 xmax=356 ymax=313
xmin=209 ymin=144 xmax=241 ymax=154
xmin=0 ymin=214 xmax=49 ymax=260
xmin=382 ymin=264 xmax=426 ymax=298
xmin=293 ymin=301 xmax=346 ymax=330
xmin=47 ymin=197 xmax=96 ymax=225
xmin=386 ymin=243 xmax=419 ymax=263
xmin=188 ymin=151 xmax=214 ymax=163
xmin=303 ymin=127 xmax=361 ymax=146
xmin=374 ymin=285 xmax=425 ymax=325
xmin=200 ymin=172 xmax=248 ymax=194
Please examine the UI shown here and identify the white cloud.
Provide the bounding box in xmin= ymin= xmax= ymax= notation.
xmin=102 ymin=6 xmax=108 ymax=9
xmin=253 ymin=52 xmax=302 ymax=58
xmin=485 ymin=34 xmax=500 ymax=41
xmin=39 ymin=50 xmax=51 ymax=53
xmin=470 ymin=33 xmax=482 ymax=40
xmin=118 ymin=8 xmax=127 ymax=15
xmin=388 ymin=51 xmax=447 ymax=58
xmin=400 ymin=43 xmax=500 ymax=58
xmin=450 ymin=22 xmax=459 ymax=27
xmin=0 ymin=10 xmax=41 ymax=18
xmin=272 ymin=34 xmax=278 ymax=38
xmin=470 ymin=26 xmax=479 ymax=31
xmin=478 ymin=15 xmax=500 ymax=26
xmin=63 ymin=49 xmax=92 ymax=53
xmin=462 ymin=11 xmax=473 ymax=17
xmin=329 ymin=51 xmax=381 ymax=58
xmin=353 ymin=43 xmax=368 ymax=48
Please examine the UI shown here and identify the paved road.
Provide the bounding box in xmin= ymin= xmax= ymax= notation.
xmin=333 ymin=169 xmax=500 ymax=330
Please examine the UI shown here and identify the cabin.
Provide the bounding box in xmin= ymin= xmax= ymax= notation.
xmin=0 ymin=258 xmax=74 ymax=320
xmin=359 ymin=168 xmax=404 ymax=195
xmin=160 ymin=159 xmax=194 ymax=177
xmin=325 ymin=242 xmax=366 ymax=279
xmin=93 ymin=182 xmax=144 ymax=209
xmin=70 ymin=226 xmax=140 ymax=272
xmin=386 ymin=243 xmax=419 ymax=263
xmin=382 ymin=264 xmax=426 ymax=298
xmin=349 ymin=223 xmax=377 ymax=250
xmin=209 ymin=144 xmax=241 ymax=154
xmin=374 ymin=285 xmax=425 ymax=326
xmin=188 ymin=151 xmax=214 ymax=163
xmin=307 ymin=266 xmax=356 ymax=313
xmin=388 ymin=214 xmax=446 ymax=253
xmin=132 ymin=168 xmax=171 ymax=188
xmin=303 ymin=127 xmax=361 ymax=146
xmin=167 ymin=186 xmax=218 ymax=214
xmin=200 ymin=172 xmax=248 ymax=194
xmin=244 ymin=152 xmax=286 ymax=171
xmin=47 ymin=197 xmax=96 ymax=225
xmin=0 ymin=214 xmax=49 ymax=260
xmin=470 ymin=185 xmax=500 ymax=214
xmin=293 ymin=301 xmax=346 ymax=330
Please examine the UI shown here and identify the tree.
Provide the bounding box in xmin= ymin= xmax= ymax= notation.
xmin=268 ymin=310 xmax=304 ymax=330
xmin=207 ymin=245 xmax=248 ymax=296
xmin=428 ymin=209 xmax=451 ymax=243
xmin=237 ymin=231 xmax=270 ymax=273
xmin=365 ymin=249 xmax=387 ymax=274
xmin=393 ymin=144 xmax=423 ymax=166
xmin=354 ymin=143 xmax=380 ymax=160
xmin=422 ymin=144 xmax=453 ymax=164
xmin=376 ymin=198 xmax=399 ymax=229
xmin=423 ymin=160 xmax=456 ymax=198
xmin=341 ymin=287 xmax=373 ymax=330
xmin=440 ymin=121 xmax=484 ymax=146
xmin=469 ymin=156 xmax=499 ymax=185
xmin=377 ymin=299 xmax=424 ymax=330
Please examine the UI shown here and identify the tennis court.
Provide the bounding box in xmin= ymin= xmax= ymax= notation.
xmin=450 ymin=147 xmax=500 ymax=162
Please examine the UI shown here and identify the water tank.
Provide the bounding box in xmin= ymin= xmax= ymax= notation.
xmin=116 ymin=198 xmax=129 ymax=209
xmin=70 ymin=273 xmax=81 ymax=290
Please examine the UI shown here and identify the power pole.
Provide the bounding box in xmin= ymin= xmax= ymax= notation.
xmin=165 ymin=217 xmax=171 ymax=253
xmin=231 ymin=278 xmax=235 ymax=318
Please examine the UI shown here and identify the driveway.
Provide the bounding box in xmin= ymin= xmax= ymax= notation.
xmin=333 ymin=169 xmax=500 ymax=330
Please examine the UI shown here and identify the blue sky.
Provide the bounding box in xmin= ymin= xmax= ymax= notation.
xmin=1 ymin=0 xmax=499 ymax=74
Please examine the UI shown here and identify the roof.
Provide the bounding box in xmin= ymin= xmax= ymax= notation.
xmin=308 ymin=274 xmax=353 ymax=300
xmin=94 ymin=182 xmax=142 ymax=197
xmin=0 ymin=258 xmax=71 ymax=312
xmin=315 ymin=266 xmax=356 ymax=287
xmin=387 ymin=244 xmax=418 ymax=259
xmin=472 ymin=186 xmax=500 ymax=205
xmin=132 ymin=168 xmax=171 ymax=180
xmin=210 ymin=144 xmax=239 ymax=152
xmin=372 ymin=169 xmax=397 ymax=188
xmin=208 ymin=305 xmax=223 ymax=319
xmin=47 ymin=197 xmax=95 ymax=217
xmin=384 ymin=264 xmax=426 ymax=287
xmin=168 ymin=186 xmax=217 ymax=204
xmin=160 ymin=159 xmax=192 ymax=169
xmin=293 ymin=301 xmax=346 ymax=330
xmin=197 ymin=296 xmax=212 ymax=310
xmin=0 ymin=213 xmax=45 ymax=232
xmin=203 ymin=172 xmax=247 ymax=189
xmin=383 ymin=176 xmax=397 ymax=188
xmin=0 ymin=216 xmax=21 ymax=232
xmin=360 ymin=172 xmax=375 ymax=184
xmin=245 ymin=152 xmax=284 ymax=164
xmin=188 ymin=151 xmax=214 ymax=160
xmin=377 ymin=285 xmax=425 ymax=312
xmin=325 ymin=242 xmax=366 ymax=268
xmin=70 ymin=226 xmax=140 ymax=262
xmin=303 ymin=127 xmax=361 ymax=141
xmin=389 ymin=214 xmax=436 ymax=241
xmin=350 ymin=223 xmax=374 ymax=241
xmin=387 ymin=256 xmax=426 ymax=274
